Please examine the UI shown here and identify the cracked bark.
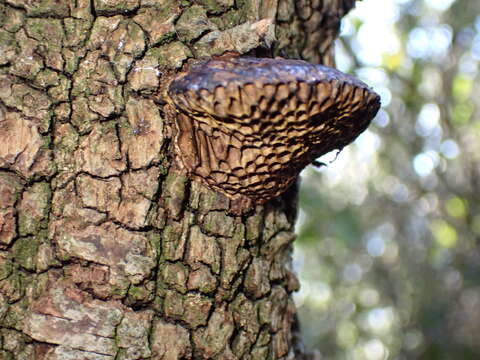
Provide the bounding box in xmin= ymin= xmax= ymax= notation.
xmin=0 ymin=0 xmax=356 ymax=359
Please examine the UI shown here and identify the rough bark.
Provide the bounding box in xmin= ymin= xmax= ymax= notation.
xmin=0 ymin=0 xmax=355 ymax=359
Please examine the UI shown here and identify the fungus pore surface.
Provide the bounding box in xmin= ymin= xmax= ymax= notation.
xmin=168 ymin=57 xmax=381 ymax=203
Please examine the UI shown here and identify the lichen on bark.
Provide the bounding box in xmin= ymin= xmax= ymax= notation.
xmin=0 ymin=0 xmax=357 ymax=359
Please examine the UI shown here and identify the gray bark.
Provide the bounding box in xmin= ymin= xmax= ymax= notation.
xmin=0 ymin=0 xmax=355 ymax=358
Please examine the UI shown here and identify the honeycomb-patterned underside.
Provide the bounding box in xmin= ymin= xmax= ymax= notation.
xmin=168 ymin=58 xmax=380 ymax=203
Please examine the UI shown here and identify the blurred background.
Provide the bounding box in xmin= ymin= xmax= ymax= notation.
xmin=294 ymin=0 xmax=480 ymax=359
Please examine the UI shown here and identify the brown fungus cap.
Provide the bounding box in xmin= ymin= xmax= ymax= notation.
xmin=168 ymin=57 xmax=381 ymax=203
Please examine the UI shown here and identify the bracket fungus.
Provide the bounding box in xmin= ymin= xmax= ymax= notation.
xmin=168 ymin=57 xmax=380 ymax=203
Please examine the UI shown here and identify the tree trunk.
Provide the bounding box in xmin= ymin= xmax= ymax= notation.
xmin=0 ymin=1 xmax=355 ymax=359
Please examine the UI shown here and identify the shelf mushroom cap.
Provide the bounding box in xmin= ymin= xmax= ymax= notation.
xmin=168 ymin=57 xmax=381 ymax=203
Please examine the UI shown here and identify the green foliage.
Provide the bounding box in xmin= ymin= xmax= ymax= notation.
xmin=296 ymin=0 xmax=480 ymax=359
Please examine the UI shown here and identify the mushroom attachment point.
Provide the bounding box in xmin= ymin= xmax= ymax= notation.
xmin=167 ymin=57 xmax=381 ymax=203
